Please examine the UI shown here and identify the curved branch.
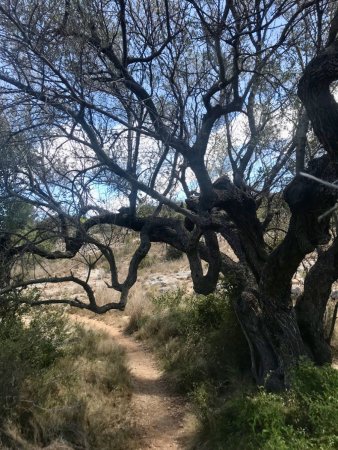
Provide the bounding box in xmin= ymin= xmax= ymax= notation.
xmin=298 ymin=42 xmax=338 ymax=161
xmin=187 ymin=230 xmax=221 ymax=294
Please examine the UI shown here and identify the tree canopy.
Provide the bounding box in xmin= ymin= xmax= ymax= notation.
xmin=0 ymin=0 xmax=338 ymax=390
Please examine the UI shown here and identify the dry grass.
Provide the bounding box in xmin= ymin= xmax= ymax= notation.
xmin=1 ymin=317 xmax=137 ymax=450
xmin=124 ymin=288 xmax=154 ymax=334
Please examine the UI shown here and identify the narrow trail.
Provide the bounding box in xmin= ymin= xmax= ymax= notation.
xmin=70 ymin=314 xmax=194 ymax=450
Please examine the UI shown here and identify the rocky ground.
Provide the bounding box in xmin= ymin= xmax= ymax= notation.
xmin=38 ymin=243 xmax=338 ymax=309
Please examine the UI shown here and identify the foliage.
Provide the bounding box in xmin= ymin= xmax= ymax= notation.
xmin=137 ymin=204 xmax=158 ymax=217
xmin=0 ymin=199 xmax=34 ymax=286
xmin=0 ymin=198 xmax=33 ymax=233
xmin=0 ymin=295 xmax=70 ymax=418
xmin=128 ymin=289 xmax=338 ymax=449
xmin=127 ymin=288 xmax=250 ymax=393
xmin=0 ymin=0 xmax=337 ymax=388
xmin=259 ymin=194 xmax=290 ymax=250
xmin=0 ymin=297 xmax=135 ymax=450
xmin=193 ymin=362 xmax=338 ymax=450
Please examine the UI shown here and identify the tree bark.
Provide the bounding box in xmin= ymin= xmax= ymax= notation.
xmin=298 ymin=42 xmax=338 ymax=162
xmin=295 ymin=39 xmax=338 ymax=364
xmin=296 ymin=238 xmax=338 ymax=364
xmin=233 ymin=155 xmax=337 ymax=390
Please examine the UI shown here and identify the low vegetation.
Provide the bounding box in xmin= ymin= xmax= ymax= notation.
xmin=126 ymin=287 xmax=251 ymax=393
xmin=193 ymin=362 xmax=338 ymax=450
xmin=164 ymin=245 xmax=184 ymax=261
xmin=0 ymin=293 xmax=136 ymax=450
xmin=127 ymin=288 xmax=338 ymax=449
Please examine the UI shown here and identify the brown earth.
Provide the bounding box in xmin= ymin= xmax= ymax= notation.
xmin=69 ymin=314 xmax=196 ymax=450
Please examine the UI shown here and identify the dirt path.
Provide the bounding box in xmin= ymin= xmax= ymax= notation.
xmin=70 ymin=314 xmax=194 ymax=450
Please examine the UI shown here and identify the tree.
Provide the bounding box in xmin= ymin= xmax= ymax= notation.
xmin=0 ymin=119 xmax=33 ymax=287
xmin=0 ymin=0 xmax=337 ymax=390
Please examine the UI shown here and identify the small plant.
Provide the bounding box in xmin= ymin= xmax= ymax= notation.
xmin=194 ymin=362 xmax=338 ymax=450
xmin=152 ymin=288 xmax=186 ymax=311
xmin=138 ymin=254 xmax=159 ymax=269
xmin=165 ymin=245 xmax=183 ymax=261
xmin=0 ymin=295 xmax=136 ymax=450
xmin=0 ymin=293 xmax=69 ymax=420
xmin=127 ymin=288 xmax=250 ymax=392
xmin=126 ymin=288 xmax=338 ymax=450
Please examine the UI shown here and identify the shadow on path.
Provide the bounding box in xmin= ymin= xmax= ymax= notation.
xmin=69 ymin=314 xmax=197 ymax=450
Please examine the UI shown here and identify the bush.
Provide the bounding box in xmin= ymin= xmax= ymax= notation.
xmin=194 ymin=362 xmax=338 ymax=450
xmin=0 ymin=296 xmax=136 ymax=450
xmin=0 ymin=298 xmax=70 ymax=420
xmin=127 ymin=288 xmax=338 ymax=450
xmin=165 ymin=245 xmax=184 ymax=261
xmin=127 ymin=288 xmax=250 ymax=393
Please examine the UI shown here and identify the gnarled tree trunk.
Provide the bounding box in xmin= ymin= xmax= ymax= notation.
xmin=296 ymin=238 xmax=338 ymax=364
xmin=229 ymin=155 xmax=337 ymax=390
xmin=239 ymin=38 xmax=338 ymax=389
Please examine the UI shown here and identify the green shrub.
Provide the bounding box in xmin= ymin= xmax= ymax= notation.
xmin=128 ymin=288 xmax=250 ymax=393
xmin=0 ymin=298 xmax=70 ymax=420
xmin=165 ymin=245 xmax=184 ymax=261
xmin=0 ymin=297 xmax=136 ymax=450
xmin=128 ymin=288 xmax=338 ymax=450
xmin=194 ymin=362 xmax=338 ymax=450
